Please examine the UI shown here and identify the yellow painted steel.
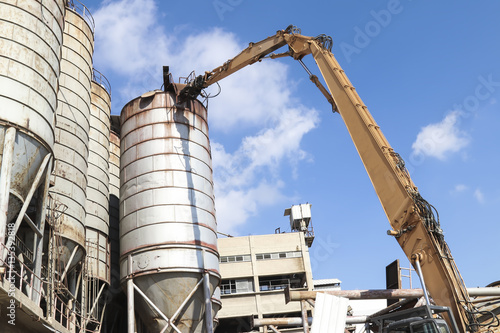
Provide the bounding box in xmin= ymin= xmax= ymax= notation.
xmin=183 ymin=26 xmax=486 ymax=333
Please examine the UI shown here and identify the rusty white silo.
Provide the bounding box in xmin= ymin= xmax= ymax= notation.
xmin=48 ymin=2 xmax=94 ymax=279
xmin=85 ymin=71 xmax=112 ymax=284
xmin=0 ymin=0 xmax=65 ymax=260
xmin=120 ymin=87 xmax=220 ymax=332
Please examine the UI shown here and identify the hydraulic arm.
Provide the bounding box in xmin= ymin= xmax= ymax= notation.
xmin=179 ymin=26 xmax=479 ymax=333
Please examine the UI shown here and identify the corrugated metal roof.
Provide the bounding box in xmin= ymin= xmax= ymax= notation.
xmin=313 ymin=278 xmax=342 ymax=286
xmin=311 ymin=293 xmax=348 ymax=333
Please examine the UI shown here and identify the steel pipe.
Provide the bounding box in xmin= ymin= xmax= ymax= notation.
xmin=269 ymin=325 xmax=281 ymax=333
xmin=127 ymin=255 xmax=134 ymax=333
xmin=286 ymin=287 xmax=500 ymax=303
xmin=0 ymin=127 xmax=16 ymax=259
xmin=204 ymin=271 xmax=214 ymax=333
xmin=468 ymin=288 xmax=500 ymax=297
xmin=301 ymin=300 xmax=310 ymax=333
xmin=253 ymin=316 xmax=368 ymax=328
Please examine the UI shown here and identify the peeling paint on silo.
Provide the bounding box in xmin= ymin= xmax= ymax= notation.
xmin=85 ymin=73 xmax=112 ymax=283
xmin=49 ymin=4 xmax=94 ymax=273
xmin=119 ymin=88 xmax=220 ymax=332
xmin=0 ymin=0 xmax=65 ymax=224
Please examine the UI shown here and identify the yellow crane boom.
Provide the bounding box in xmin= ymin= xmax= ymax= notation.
xmin=179 ymin=25 xmax=480 ymax=333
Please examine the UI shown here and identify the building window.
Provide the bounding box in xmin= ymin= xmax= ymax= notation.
xmin=221 ymin=278 xmax=254 ymax=294
xmin=255 ymin=251 xmax=302 ymax=261
xmin=220 ymin=254 xmax=251 ymax=263
xmin=259 ymin=278 xmax=290 ymax=291
xmin=259 ymin=274 xmax=305 ymax=292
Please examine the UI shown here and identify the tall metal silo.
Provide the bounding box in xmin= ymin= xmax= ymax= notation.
xmin=0 ymin=0 xmax=65 ymax=296
xmin=85 ymin=72 xmax=112 ymax=284
xmin=48 ymin=2 xmax=94 ymax=283
xmin=120 ymin=87 xmax=220 ymax=332
xmin=84 ymin=71 xmax=112 ymax=327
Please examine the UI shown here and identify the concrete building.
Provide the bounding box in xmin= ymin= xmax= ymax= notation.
xmin=215 ymin=232 xmax=314 ymax=333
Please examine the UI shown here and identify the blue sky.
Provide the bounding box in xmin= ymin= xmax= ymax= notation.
xmin=83 ymin=0 xmax=499 ymax=291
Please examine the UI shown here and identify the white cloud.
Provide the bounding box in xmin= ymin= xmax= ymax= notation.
xmin=474 ymin=188 xmax=485 ymax=203
xmin=93 ymin=0 xmax=170 ymax=76
xmin=215 ymin=182 xmax=287 ymax=235
xmin=453 ymin=184 xmax=468 ymax=193
xmin=411 ymin=111 xmax=470 ymax=160
xmin=93 ymin=0 xmax=320 ymax=233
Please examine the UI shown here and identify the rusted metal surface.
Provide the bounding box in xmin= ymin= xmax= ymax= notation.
xmin=0 ymin=0 xmax=65 ymax=224
xmin=0 ymin=127 xmax=16 ymax=258
xmin=0 ymin=0 xmax=65 ymax=146
xmin=287 ymin=288 xmax=500 ymax=303
xmin=301 ymin=300 xmax=310 ymax=333
xmin=85 ymin=80 xmax=112 ymax=283
xmin=287 ymin=289 xmax=426 ymax=303
xmin=120 ymin=88 xmax=220 ymax=332
xmin=49 ymin=6 xmax=94 ymax=271
xmin=472 ymin=282 xmax=500 ymax=328
xmin=67 ymin=0 xmax=95 ymax=34
xmin=254 ymin=317 xmax=312 ymax=327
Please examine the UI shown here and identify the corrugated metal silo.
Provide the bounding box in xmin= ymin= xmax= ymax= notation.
xmin=48 ymin=3 xmax=94 ymax=274
xmin=120 ymin=88 xmax=220 ymax=332
xmin=85 ymin=71 xmax=112 ymax=283
xmin=0 ymin=0 xmax=65 ymax=238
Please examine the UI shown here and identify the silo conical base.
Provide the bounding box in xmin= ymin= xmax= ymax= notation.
xmin=134 ymin=272 xmax=220 ymax=333
xmin=0 ymin=126 xmax=51 ymax=224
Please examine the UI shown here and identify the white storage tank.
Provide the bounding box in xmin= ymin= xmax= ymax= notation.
xmin=85 ymin=71 xmax=112 ymax=283
xmin=0 ymin=0 xmax=65 ymax=227
xmin=120 ymin=87 xmax=220 ymax=332
xmin=49 ymin=2 xmax=94 ymax=274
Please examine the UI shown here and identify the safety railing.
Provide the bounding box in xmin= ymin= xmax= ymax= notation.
xmin=52 ymin=290 xmax=103 ymax=333
xmin=259 ymin=278 xmax=291 ymax=292
xmin=92 ymin=68 xmax=112 ymax=97
xmin=67 ymin=0 xmax=95 ymax=33
xmin=0 ymin=242 xmax=47 ymax=307
xmin=0 ymin=242 xmax=103 ymax=332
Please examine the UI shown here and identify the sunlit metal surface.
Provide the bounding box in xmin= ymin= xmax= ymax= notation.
xmin=310 ymin=293 xmax=348 ymax=333
xmin=120 ymin=89 xmax=220 ymax=332
xmin=0 ymin=0 xmax=65 ymax=222
xmin=49 ymin=7 xmax=94 ymax=271
xmin=85 ymin=79 xmax=112 ymax=282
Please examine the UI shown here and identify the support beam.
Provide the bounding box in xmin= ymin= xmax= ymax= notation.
xmin=60 ymin=246 xmax=78 ymax=282
xmin=133 ymin=284 xmax=181 ymax=333
xmin=127 ymin=255 xmax=134 ymax=333
xmin=2 ymin=152 xmax=52 ymax=261
xmin=33 ymin=158 xmax=52 ymax=305
xmin=23 ymin=214 xmax=42 ymax=237
xmin=301 ymin=300 xmax=310 ymax=333
xmin=203 ymin=271 xmax=214 ymax=333
xmin=268 ymin=325 xmax=281 ymax=333
xmin=0 ymin=127 xmax=16 ymax=260
xmin=162 ymin=277 xmax=204 ymax=333
xmin=88 ymin=283 xmax=106 ymax=316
